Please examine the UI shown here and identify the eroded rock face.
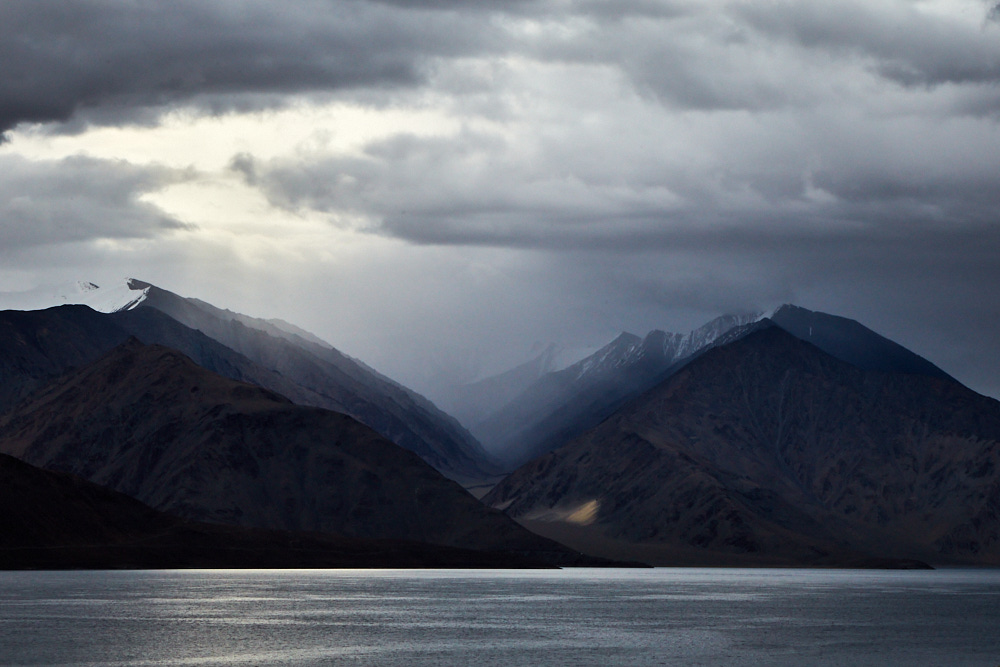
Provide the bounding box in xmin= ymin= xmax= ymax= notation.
xmin=0 ymin=340 xmax=585 ymax=564
xmin=485 ymin=325 xmax=1000 ymax=567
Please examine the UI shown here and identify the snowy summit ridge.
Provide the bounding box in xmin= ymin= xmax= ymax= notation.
xmin=569 ymin=310 xmax=767 ymax=382
xmin=0 ymin=278 xmax=149 ymax=313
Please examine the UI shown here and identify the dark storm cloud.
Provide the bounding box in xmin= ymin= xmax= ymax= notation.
xmin=368 ymin=0 xmax=538 ymax=10
xmin=11 ymin=0 xmax=997 ymax=137
xmin=233 ymin=133 xmax=683 ymax=249
xmin=370 ymin=0 xmax=684 ymax=19
xmin=238 ymin=109 xmax=1000 ymax=252
xmin=0 ymin=154 xmax=188 ymax=250
xmin=733 ymin=1 xmax=1000 ymax=89
xmin=503 ymin=1 xmax=1000 ymax=113
xmin=0 ymin=0 xmax=508 ymax=135
xmin=574 ymin=0 xmax=689 ymax=20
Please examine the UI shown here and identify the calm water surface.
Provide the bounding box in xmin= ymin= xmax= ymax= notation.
xmin=1 ymin=568 xmax=998 ymax=666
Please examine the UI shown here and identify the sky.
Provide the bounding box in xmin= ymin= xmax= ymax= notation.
xmin=2 ymin=0 xmax=1000 ymax=401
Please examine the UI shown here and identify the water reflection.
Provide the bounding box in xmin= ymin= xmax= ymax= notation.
xmin=0 ymin=568 xmax=998 ymax=666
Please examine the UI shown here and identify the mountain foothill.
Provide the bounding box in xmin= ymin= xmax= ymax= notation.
xmin=1 ymin=279 xmax=998 ymax=569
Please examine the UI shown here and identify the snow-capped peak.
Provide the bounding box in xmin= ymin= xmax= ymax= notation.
xmin=573 ymin=332 xmax=643 ymax=378
xmin=564 ymin=310 xmax=773 ymax=384
xmin=672 ymin=311 xmax=766 ymax=360
xmin=0 ymin=278 xmax=149 ymax=313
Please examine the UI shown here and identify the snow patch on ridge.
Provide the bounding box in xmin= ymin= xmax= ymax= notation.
xmin=0 ymin=278 xmax=149 ymax=313
xmin=567 ymin=311 xmax=769 ymax=383
xmin=574 ymin=333 xmax=643 ymax=379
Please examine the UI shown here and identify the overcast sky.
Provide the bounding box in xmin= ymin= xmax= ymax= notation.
xmin=2 ymin=0 xmax=1000 ymax=401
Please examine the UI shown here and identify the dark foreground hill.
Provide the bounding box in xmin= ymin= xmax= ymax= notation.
xmin=0 ymin=452 xmax=560 ymax=570
xmin=0 ymin=340 xmax=600 ymax=566
xmin=485 ymin=323 xmax=1000 ymax=567
xmin=0 ymin=305 xmax=315 ymax=422
xmin=0 ymin=305 xmax=130 ymax=411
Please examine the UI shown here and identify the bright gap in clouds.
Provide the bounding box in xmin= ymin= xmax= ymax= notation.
xmin=0 ymin=98 xmax=598 ymax=392
xmin=2 ymin=101 xmax=463 ymax=170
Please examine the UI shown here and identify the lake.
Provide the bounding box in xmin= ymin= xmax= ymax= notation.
xmin=1 ymin=568 xmax=998 ymax=666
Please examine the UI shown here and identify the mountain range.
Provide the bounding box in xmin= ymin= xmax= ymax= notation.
xmin=127 ymin=279 xmax=501 ymax=483
xmin=464 ymin=306 xmax=952 ymax=468
xmin=0 ymin=338 xmax=602 ymax=567
xmin=0 ymin=279 xmax=497 ymax=484
xmin=484 ymin=322 xmax=998 ymax=566
xmin=1 ymin=279 xmax=997 ymax=569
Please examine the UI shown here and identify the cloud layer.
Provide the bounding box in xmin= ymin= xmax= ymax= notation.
xmin=1 ymin=0 xmax=510 ymax=134
xmin=0 ymin=154 xmax=187 ymax=250
xmin=226 ymin=1 xmax=1000 ymax=249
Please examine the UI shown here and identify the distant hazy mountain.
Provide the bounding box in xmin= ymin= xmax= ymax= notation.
xmin=438 ymin=343 xmax=582 ymax=430
xmin=472 ymin=313 xmax=764 ymax=467
xmin=0 ymin=279 xmax=499 ymax=483
xmin=0 ymin=339 xmax=597 ymax=566
xmin=0 ymin=452 xmax=555 ymax=570
xmin=485 ymin=323 xmax=1000 ymax=567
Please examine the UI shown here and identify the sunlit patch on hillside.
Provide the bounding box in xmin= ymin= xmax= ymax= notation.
xmin=525 ymin=499 xmax=600 ymax=526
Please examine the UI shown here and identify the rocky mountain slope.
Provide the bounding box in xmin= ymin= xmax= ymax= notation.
xmin=0 ymin=279 xmax=499 ymax=484
xmin=0 ymin=339 xmax=605 ymax=566
xmin=124 ymin=280 xmax=499 ymax=483
xmin=484 ymin=323 xmax=1000 ymax=567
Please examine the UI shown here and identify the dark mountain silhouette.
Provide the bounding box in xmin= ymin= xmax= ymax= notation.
xmin=0 ymin=305 xmax=401 ymax=430
xmin=112 ymin=307 xmax=357 ymax=410
xmin=0 ymin=452 xmax=560 ymax=570
xmin=0 ymin=305 xmax=130 ymax=411
xmin=0 ymin=305 xmax=342 ymax=430
xmin=769 ymin=304 xmax=953 ymax=379
xmin=0 ymin=340 xmax=600 ymax=566
xmin=484 ymin=323 xmax=1000 ymax=567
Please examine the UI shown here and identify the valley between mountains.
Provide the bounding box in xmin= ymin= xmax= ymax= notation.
xmin=1 ymin=279 xmax=998 ymax=568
